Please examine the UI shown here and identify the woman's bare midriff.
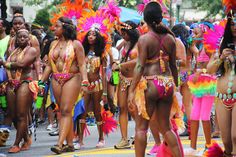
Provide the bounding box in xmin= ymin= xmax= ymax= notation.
xmin=9 ymin=67 xmax=33 ymax=80
xmin=217 ymin=71 xmax=236 ymax=94
xmin=120 ymin=65 xmax=135 ymax=78
xmin=54 ymin=59 xmax=80 ymax=74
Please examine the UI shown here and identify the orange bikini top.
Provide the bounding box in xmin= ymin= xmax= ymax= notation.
xmin=146 ymin=32 xmax=170 ymax=73
xmin=48 ymin=40 xmax=75 ymax=73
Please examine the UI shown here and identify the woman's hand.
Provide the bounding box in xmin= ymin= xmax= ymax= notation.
xmin=127 ymin=92 xmax=136 ymax=112
xmin=112 ymin=62 xmax=120 ymax=71
xmin=220 ymin=48 xmax=235 ymax=63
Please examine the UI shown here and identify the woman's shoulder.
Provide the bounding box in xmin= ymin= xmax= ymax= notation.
xmin=72 ymin=40 xmax=83 ymax=48
xmin=27 ymin=46 xmax=37 ymax=53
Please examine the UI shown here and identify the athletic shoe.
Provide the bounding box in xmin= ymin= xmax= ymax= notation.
xmin=184 ymin=148 xmax=199 ymax=156
xmin=96 ymin=140 xmax=105 ymax=148
xmin=114 ymin=139 xmax=131 ymax=149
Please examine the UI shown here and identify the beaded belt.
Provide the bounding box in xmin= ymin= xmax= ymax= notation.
xmin=216 ymin=92 xmax=236 ymax=110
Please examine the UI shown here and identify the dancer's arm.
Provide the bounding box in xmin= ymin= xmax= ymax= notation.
xmin=102 ymin=56 xmax=108 ymax=103
xmin=129 ymin=36 xmax=147 ymax=93
xmin=3 ymin=47 xmax=37 ymax=69
xmin=31 ymin=35 xmax=43 ymax=79
xmin=167 ymin=35 xmax=178 ymax=87
xmin=176 ymin=38 xmax=186 ymax=67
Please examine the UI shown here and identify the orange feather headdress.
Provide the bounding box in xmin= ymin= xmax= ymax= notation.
xmin=50 ymin=0 xmax=92 ymax=28
xmin=222 ymin=0 xmax=236 ymax=14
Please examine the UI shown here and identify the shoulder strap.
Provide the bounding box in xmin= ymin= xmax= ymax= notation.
xmin=62 ymin=40 xmax=75 ymax=73
xmin=48 ymin=40 xmax=59 ymax=73
xmin=148 ymin=31 xmax=168 ymax=52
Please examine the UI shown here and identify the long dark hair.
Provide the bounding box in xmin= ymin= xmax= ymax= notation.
xmin=144 ymin=2 xmax=174 ymax=37
xmin=172 ymin=24 xmax=190 ymax=49
xmin=82 ymin=30 xmax=105 ymax=58
xmin=58 ymin=17 xmax=77 ymax=41
xmin=121 ymin=21 xmax=139 ymax=62
xmin=217 ymin=17 xmax=236 ymax=76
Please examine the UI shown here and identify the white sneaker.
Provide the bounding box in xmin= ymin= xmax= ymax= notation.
xmin=74 ymin=143 xmax=81 ymax=150
xmin=184 ymin=148 xmax=199 ymax=156
xmin=46 ymin=124 xmax=54 ymax=131
xmin=96 ymin=140 xmax=105 ymax=148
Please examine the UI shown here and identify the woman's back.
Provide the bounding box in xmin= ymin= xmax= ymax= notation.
xmin=142 ymin=31 xmax=176 ymax=77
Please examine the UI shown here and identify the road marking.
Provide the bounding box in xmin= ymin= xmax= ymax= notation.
xmin=45 ymin=137 xmax=223 ymax=157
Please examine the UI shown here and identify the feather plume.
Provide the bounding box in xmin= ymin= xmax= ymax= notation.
xmin=203 ymin=20 xmax=226 ymax=54
xmin=137 ymin=0 xmax=170 ymax=15
xmin=99 ymin=0 xmax=121 ymax=22
xmin=203 ymin=141 xmax=223 ymax=157
xmin=222 ymin=0 xmax=236 ymax=14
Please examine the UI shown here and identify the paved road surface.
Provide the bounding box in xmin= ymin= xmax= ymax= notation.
xmin=0 ymin=121 xmax=222 ymax=157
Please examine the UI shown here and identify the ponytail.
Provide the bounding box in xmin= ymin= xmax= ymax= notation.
xmin=150 ymin=21 xmax=175 ymax=37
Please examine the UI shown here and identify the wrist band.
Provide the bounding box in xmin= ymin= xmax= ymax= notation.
xmin=103 ymin=92 xmax=107 ymax=96
xmin=118 ymin=63 xmax=121 ymax=69
xmin=81 ymin=80 xmax=89 ymax=87
xmin=5 ymin=62 xmax=11 ymax=69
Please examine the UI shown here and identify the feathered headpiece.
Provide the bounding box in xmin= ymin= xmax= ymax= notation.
xmin=77 ymin=2 xmax=120 ymax=57
xmin=203 ymin=20 xmax=226 ymax=54
xmin=222 ymin=0 xmax=236 ymax=14
xmin=50 ymin=0 xmax=92 ymax=28
xmin=137 ymin=0 xmax=170 ymax=15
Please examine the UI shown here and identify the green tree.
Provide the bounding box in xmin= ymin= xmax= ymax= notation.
xmin=191 ymin=0 xmax=223 ymax=18
xmin=33 ymin=8 xmax=51 ymax=29
xmin=23 ymin=0 xmax=62 ymax=6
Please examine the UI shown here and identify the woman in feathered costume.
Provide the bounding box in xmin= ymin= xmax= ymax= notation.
xmin=205 ymin=0 xmax=236 ymax=156
xmin=76 ymin=3 xmax=119 ymax=148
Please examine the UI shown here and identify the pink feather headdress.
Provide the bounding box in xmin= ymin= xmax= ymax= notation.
xmin=99 ymin=0 xmax=121 ymax=23
xmin=137 ymin=0 xmax=170 ymax=15
xmin=203 ymin=20 xmax=226 ymax=54
xmin=77 ymin=6 xmax=119 ymax=57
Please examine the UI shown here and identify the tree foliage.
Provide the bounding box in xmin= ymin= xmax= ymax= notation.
xmin=191 ymin=0 xmax=223 ymax=18
xmin=33 ymin=8 xmax=51 ymax=29
xmin=23 ymin=0 xmax=62 ymax=6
